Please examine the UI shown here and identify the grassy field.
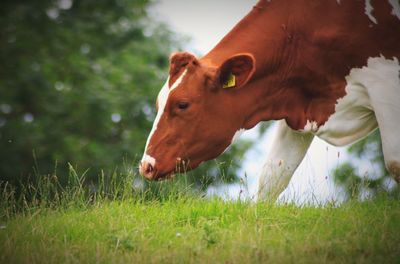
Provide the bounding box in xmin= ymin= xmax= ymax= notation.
xmin=1 ymin=195 xmax=400 ymax=263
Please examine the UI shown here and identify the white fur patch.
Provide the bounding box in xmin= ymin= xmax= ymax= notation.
xmin=170 ymin=70 xmax=187 ymax=91
xmin=365 ymin=0 xmax=378 ymax=24
xmin=388 ymin=0 xmax=400 ymax=20
xmin=354 ymin=56 xmax=400 ymax=164
xmin=302 ymin=120 xmax=319 ymax=133
xmin=141 ymin=70 xmax=188 ymax=163
xmin=315 ymin=56 xmax=400 ymax=146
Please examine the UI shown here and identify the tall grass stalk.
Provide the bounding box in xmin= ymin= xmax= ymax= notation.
xmin=0 ymin=162 xmax=198 ymax=220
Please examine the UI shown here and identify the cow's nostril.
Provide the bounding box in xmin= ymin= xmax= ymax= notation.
xmin=139 ymin=160 xmax=156 ymax=179
xmin=145 ymin=164 xmax=153 ymax=174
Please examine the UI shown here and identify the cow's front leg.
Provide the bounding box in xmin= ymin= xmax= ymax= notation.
xmin=361 ymin=57 xmax=400 ymax=183
xmin=257 ymin=120 xmax=314 ymax=201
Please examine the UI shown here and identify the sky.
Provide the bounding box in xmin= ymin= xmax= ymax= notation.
xmin=149 ymin=0 xmax=358 ymax=204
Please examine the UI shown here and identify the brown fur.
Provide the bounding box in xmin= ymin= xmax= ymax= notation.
xmin=141 ymin=0 xmax=400 ymax=179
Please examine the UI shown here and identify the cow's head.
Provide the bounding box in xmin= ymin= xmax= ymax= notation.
xmin=139 ymin=52 xmax=255 ymax=180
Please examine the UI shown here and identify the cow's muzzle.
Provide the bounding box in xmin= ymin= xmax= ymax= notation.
xmin=139 ymin=160 xmax=157 ymax=180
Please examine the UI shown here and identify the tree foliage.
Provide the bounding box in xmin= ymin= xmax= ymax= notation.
xmin=0 ymin=0 xmax=251 ymax=192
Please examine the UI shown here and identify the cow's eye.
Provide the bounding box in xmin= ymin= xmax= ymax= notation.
xmin=177 ymin=101 xmax=189 ymax=110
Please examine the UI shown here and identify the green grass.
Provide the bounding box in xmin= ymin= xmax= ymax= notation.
xmin=1 ymin=197 xmax=400 ymax=263
xmin=1 ymin=167 xmax=399 ymax=263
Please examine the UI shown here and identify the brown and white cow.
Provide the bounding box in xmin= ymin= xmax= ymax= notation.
xmin=139 ymin=0 xmax=400 ymax=200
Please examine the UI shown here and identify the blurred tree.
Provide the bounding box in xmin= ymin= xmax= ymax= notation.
xmin=333 ymin=130 xmax=399 ymax=200
xmin=0 ymin=0 xmax=252 ymax=191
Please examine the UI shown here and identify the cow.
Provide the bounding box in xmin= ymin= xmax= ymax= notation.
xmin=139 ymin=0 xmax=400 ymax=200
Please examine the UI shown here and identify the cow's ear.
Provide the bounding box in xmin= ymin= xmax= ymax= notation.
xmin=217 ymin=53 xmax=256 ymax=89
xmin=169 ymin=52 xmax=199 ymax=87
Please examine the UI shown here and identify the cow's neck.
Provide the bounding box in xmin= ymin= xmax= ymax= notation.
xmin=201 ymin=0 xmax=399 ymax=131
xmin=202 ymin=0 xmax=338 ymax=129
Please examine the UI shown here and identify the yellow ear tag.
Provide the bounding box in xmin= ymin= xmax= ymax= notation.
xmin=222 ymin=73 xmax=236 ymax=89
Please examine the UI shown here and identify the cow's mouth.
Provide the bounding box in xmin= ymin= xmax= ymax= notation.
xmin=152 ymin=158 xmax=190 ymax=181
xmin=140 ymin=156 xmax=195 ymax=181
xmin=153 ymin=171 xmax=175 ymax=181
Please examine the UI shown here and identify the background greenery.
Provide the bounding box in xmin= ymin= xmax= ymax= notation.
xmin=0 ymin=0 xmax=252 ymax=195
xmin=0 ymin=0 xmax=396 ymax=201
xmin=333 ymin=130 xmax=399 ymax=200
xmin=1 ymin=2 xmax=398 ymax=262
